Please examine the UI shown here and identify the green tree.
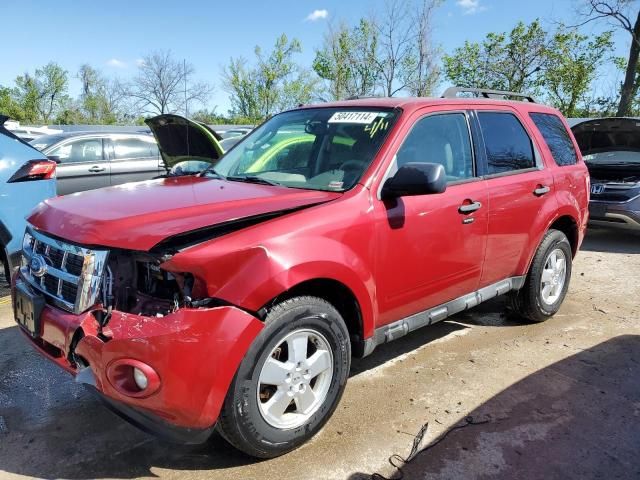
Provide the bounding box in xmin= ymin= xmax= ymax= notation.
xmin=0 ymin=86 xmax=25 ymax=120
xmin=443 ymin=20 xmax=548 ymax=94
xmin=222 ymin=57 xmax=261 ymax=120
xmin=75 ymin=64 xmax=124 ymax=124
xmin=14 ymin=62 xmax=69 ymax=123
xmin=543 ymin=30 xmax=613 ymax=117
xmin=313 ymin=19 xmax=379 ymax=100
xmin=223 ymin=34 xmax=318 ymax=121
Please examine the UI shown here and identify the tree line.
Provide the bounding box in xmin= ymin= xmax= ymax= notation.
xmin=0 ymin=0 xmax=637 ymax=125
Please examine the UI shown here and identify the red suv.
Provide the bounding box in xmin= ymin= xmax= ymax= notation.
xmin=12 ymin=89 xmax=589 ymax=458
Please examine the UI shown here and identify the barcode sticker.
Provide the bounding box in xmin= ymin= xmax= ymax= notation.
xmin=328 ymin=112 xmax=380 ymax=124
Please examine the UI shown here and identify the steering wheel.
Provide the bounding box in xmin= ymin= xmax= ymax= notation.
xmin=340 ymin=160 xmax=367 ymax=171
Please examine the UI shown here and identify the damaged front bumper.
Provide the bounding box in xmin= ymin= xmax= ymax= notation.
xmin=12 ymin=273 xmax=264 ymax=443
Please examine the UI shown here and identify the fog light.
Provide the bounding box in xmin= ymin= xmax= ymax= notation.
xmin=133 ymin=367 xmax=148 ymax=390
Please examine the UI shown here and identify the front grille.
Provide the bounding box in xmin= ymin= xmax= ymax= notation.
xmin=21 ymin=226 xmax=108 ymax=313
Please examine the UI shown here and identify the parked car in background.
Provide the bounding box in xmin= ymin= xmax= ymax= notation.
xmin=13 ymin=90 xmax=588 ymax=458
xmin=4 ymin=120 xmax=63 ymax=142
xmin=31 ymin=132 xmax=162 ymax=195
xmin=218 ymin=127 xmax=253 ymax=139
xmin=571 ymin=117 xmax=640 ymax=230
xmin=219 ymin=135 xmax=243 ymax=151
xmin=0 ymin=115 xmax=56 ymax=280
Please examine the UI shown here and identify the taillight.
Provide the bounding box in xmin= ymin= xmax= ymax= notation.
xmin=7 ymin=160 xmax=56 ymax=183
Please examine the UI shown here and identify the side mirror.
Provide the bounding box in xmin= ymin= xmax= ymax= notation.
xmin=47 ymin=155 xmax=61 ymax=164
xmin=381 ymin=162 xmax=447 ymax=199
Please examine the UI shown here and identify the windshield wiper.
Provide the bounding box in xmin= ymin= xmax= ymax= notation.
xmin=226 ymin=175 xmax=282 ymax=186
xmin=200 ymin=168 xmax=225 ymax=179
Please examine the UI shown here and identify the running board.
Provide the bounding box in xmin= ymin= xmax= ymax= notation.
xmin=362 ymin=276 xmax=525 ymax=357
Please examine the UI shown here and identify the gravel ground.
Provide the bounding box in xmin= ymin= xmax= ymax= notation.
xmin=0 ymin=227 xmax=638 ymax=480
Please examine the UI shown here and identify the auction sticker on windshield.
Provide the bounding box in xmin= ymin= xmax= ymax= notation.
xmin=328 ymin=111 xmax=381 ymax=124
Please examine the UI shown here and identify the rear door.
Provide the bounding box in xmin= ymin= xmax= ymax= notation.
xmin=107 ymin=135 xmax=163 ymax=186
xmin=473 ymin=108 xmax=556 ymax=286
xmin=48 ymin=136 xmax=110 ymax=195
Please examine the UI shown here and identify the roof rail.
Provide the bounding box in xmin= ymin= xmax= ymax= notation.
xmin=344 ymin=95 xmax=382 ymax=101
xmin=441 ymin=87 xmax=536 ymax=103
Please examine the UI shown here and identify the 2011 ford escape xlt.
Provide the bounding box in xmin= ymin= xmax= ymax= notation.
xmin=12 ymin=88 xmax=589 ymax=458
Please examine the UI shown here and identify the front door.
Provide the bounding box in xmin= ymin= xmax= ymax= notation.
xmin=49 ymin=137 xmax=110 ymax=195
xmin=374 ymin=110 xmax=488 ymax=326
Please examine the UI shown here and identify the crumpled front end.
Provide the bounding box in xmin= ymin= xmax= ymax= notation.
xmin=12 ymin=226 xmax=264 ymax=441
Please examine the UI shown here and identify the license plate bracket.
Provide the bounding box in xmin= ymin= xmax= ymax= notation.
xmin=14 ymin=281 xmax=45 ymax=337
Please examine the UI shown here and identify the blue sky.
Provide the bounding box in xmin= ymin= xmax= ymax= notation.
xmin=0 ymin=0 xmax=630 ymax=114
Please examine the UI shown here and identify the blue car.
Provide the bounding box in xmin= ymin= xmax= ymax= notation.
xmin=0 ymin=115 xmax=56 ymax=281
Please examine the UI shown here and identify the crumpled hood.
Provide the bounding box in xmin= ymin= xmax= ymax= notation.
xmin=28 ymin=176 xmax=341 ymax=251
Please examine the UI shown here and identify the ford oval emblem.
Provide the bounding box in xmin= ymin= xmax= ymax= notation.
xmin=30 ymin=255 xmax=47 ymax=278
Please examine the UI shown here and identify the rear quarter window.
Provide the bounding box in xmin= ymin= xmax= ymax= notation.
xmin=530 ymin=113 xmax=578 ymax=166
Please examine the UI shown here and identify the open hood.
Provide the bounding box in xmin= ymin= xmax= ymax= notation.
xmin=571 ymin=117 xmax=640 ymax=156
xmin=145 ymin=114 xmax=224 ymax=174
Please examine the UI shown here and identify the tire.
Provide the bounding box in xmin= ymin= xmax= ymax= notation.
xmin=509 ymin=229 xmax=573 ymax=323
xmin=217 ymin=296 xmax=351 ymax=458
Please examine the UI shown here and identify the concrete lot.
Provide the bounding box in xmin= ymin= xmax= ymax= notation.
xmin=0 ymin=228 xmax=638 ymax=479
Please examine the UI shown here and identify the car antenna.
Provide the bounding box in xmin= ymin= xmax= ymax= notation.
xmin=184 ymin=58 xmax=189 ymax=158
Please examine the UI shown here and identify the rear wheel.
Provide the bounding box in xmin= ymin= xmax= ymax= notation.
xmin=217 ymin=296 xmax=351 ymax=458
xmin=509 ymin=229 xmax=572 ymax=323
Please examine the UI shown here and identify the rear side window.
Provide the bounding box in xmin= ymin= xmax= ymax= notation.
xmin=478 ymin=112 xmax=535 ymax=175
xmin=530 ymin=113 xmax=577 ymax=166
xmin=112 ymin=138 xmax=156 ymax=160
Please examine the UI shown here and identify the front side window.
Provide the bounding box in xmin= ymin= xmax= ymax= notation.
xmin=395 ymin=113 xmax=474 ymax=182
xmin=530 ymin=113 xmax=577 ymax=166
xmin=213 ymin=108 xmax=399 ymax=191
xmin=113 ymin=138 xmax=156 ymax=160
xmin=49 ymin=138 xmax=103 ymax=163
xmin=478 ymin=112 xmax=535 ymax=174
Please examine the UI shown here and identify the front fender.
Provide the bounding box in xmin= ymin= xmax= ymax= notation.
xmin=163 ymin=236 xmax=377 ymax=339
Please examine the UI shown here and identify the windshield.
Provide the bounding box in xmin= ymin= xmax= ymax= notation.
xmin=584 ymin=151 xmax=640 ymax=165
xmin=29 ymin=134 xmax=67 ymax=152
xmin=212 ymin=107 xmax=399 ymax=191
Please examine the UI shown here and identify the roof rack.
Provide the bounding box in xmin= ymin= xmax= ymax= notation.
xmin=344 ymin=95 xmax=382 ymax=101
xmin=441 ymin=87 xmax=536 ymax=103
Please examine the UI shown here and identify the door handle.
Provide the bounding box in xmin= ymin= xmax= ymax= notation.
xmin=458 ymin=201 xmax=482 ymax=214
xmin=534 ymin=185 xmax=550 ymax=196
xmin=88 ymin=166 xmax=106 ymax=173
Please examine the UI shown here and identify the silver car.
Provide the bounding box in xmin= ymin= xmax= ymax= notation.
xmin=31 ymin=132 xmax=163 ymax=195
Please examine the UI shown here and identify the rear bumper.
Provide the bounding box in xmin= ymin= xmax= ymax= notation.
xmin=12 ymin=272 xmax=264 ymax=437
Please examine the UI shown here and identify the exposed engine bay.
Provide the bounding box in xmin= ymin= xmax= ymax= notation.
xmin=589 ymin=172 xmax=640 ymax=185
xmin=101 ymin=251 xmax=190 ymax=318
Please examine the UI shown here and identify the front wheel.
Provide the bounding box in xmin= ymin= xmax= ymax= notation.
xmin=509 ymin=229 xmax=573 ymax=323
xmin=217 ymin=296 xmax=351 ymax=458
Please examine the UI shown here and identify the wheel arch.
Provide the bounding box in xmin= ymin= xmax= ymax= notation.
xmin=548 ymin=215 xmax=579 ymax=256
xmin=261 ymin=277 xmax=367 ymax=357
xmin=520 ymin=212 xmax=580 ymax=277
